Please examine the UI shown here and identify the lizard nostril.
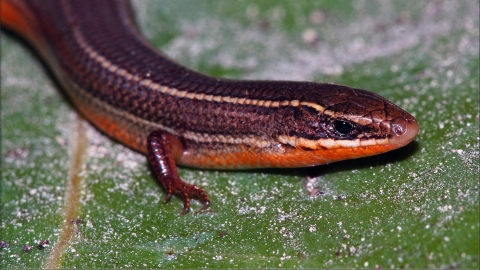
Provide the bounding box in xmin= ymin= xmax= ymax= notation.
xmin=389 ymin=113 xmax=419 ymax=147
xmin=391 ymin=116 xmax=408 ymax=136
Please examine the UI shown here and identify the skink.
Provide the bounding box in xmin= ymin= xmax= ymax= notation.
xmin=1 ymin=0 xmax=419 ymax=213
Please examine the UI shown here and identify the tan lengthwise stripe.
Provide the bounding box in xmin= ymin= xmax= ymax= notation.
xmin=73 ymin=79 xmax=376 ymax=150
xmin=70 ymin=27 xmax=329 ymax=114
xmin=68 ymin=23 xmax=383 ymax=150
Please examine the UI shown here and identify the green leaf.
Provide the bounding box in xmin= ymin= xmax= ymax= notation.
xmin=2 ymin=0 xmax=478 ymax=268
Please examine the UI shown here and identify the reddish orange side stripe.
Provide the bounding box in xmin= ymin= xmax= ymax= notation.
xmin=1 ymin=0 xmax=38 ymax=44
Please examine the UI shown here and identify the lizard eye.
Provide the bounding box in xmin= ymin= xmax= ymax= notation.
xmin=333 ymin=120 xmax=353 ymax=135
